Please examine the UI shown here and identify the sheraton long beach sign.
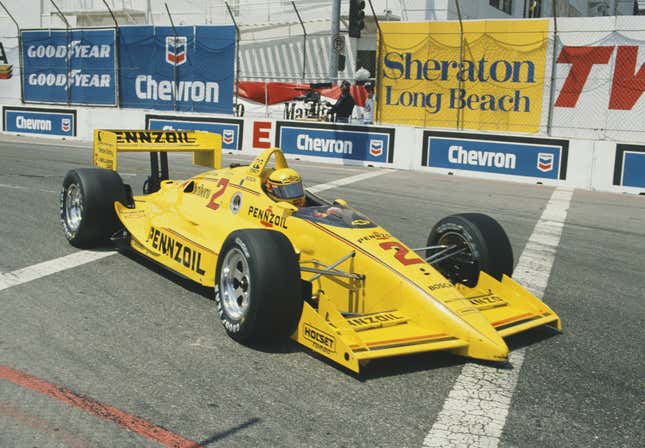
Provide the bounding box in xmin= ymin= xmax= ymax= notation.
xmin=383 ymin=52 xmax=536 ymax=114
xmin=377 ymin=19 xmax=549 ymax=133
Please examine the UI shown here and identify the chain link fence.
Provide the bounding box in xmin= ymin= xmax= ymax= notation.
xmin=376 ymin=15 xmax=645 ymax=141
xmin=2 ymin=1 xmax=645 ymax=140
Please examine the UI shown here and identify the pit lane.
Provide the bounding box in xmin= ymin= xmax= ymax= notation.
xmin=0 ymin=135 xmax=643 ymax=447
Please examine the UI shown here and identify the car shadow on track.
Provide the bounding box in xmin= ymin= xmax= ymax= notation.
xmin=197 ymin=417 xmax=261 ymax=446
xmin=119 ymin=248 xmax=214 ymax=300
xmin=505 ymin=324 xmax=561 ymax=351
xmin=115 ymin=247 xmax=560 ymax=380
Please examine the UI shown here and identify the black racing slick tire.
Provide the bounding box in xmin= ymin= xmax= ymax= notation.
xmin=427 ymin=213 xmax=513 ymax=287
xmin=60 ymin=168 xmax=127 ymax=248
xmin=215 ymin=229 xmax=303 ymax=343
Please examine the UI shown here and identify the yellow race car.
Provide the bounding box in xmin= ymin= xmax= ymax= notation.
xmin=60 ymin=129 xmax=561 ymax=373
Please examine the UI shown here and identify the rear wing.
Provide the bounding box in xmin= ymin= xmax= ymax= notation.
xmin=93 ymin=129 xmax=222 ymax=193
xmin=93 ymin=129 xmax=221 ymax=171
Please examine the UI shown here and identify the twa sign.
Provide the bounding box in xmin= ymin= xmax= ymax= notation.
xmin=555 ymin=45 xmax=645 ymax=110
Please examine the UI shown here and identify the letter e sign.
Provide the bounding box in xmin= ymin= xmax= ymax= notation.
xmin=253 ymin=121 xmax=272 ymax=149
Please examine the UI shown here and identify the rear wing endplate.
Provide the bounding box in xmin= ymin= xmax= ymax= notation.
xmin=93 ymin=129 xmax=222 ymax=171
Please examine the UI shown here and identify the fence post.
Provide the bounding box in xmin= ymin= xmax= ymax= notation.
xmin=49 ymin=0 xmax=70 ymax=106
xmin=368 ymin=0 xmax=382 ymax=124
xmin=546 ymin=0 xmax=558 ymax=136
xmin=164 ymin=3 xmax=179 ymax=112
xmin=455 ymin=0 xmax=464 ymax=130
xmin=265 ymin=81 xmax=269 ymax=118
xmin=0 ymin=1 xmax=22 ymax=104
xmin=329 ymin=0 xmax=340 ymax=80
xmin=102 ymin=0 xmax=120 ymax=108
xmin=292 ymin=1 xmax=307 ymax=82
xmin=225 ymin=2 xmax=240 ymax=113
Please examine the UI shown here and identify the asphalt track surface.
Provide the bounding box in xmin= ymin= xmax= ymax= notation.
xmin=1 ymin=134 xmax=643 ymax=447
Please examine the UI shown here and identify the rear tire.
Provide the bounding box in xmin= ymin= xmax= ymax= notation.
xmin=215 ymin=229 xmax=303 ymax=343
xmin=427 ymin=213 xmax=513 ymax=287
xmin=60 ymin=168 xmax=126 ymax=248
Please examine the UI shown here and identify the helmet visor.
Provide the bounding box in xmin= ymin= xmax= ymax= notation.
xmin=272 ymin=181 xmax=304 ymax=199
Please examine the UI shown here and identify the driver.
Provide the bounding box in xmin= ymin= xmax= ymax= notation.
xmin=263 ymin=168 xmax=305 ymax=207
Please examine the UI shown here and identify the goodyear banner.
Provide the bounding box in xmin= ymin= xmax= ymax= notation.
xmin=119 ymin=26 xmax=235 ymax=114
xmin=378 ymin=20 xmax=548 ymax=133
xmin=20 ymin=29 xmax=116 ymax=105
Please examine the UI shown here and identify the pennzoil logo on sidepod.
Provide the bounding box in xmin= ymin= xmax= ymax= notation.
xmin=303 ymin=324 xmax=336 ymax=353
xmin=147 ymin=227 xmax=206 ymax=275
xmin=114 ymin=130 xmax=195 ymax=144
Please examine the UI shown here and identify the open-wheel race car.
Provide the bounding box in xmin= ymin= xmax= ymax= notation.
xmin=60 ymin=129 xmax=561 ymax=373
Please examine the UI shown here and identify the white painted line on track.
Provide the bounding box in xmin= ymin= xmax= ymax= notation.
xmin=0 ymin=251 xmax=115 ymax=292
xmin=422 ymin=187 xmax=574 ymax=448
xmin=308 ymin=169 xmax=393 ymax=193
xmin=0 ymin=183 xmax=57 ymax=194
xmin=0 ymin=170 xmax=393 ymax=292
xmin=0 ymin=136 xmax=89 ymax=149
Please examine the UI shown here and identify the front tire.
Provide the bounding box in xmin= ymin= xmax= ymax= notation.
xmin=427 ymin=213 xmax=513 ymax=287
xmin=215 ymin=229 xmax=303 ymax=343
xmin=60 ymin=168 xmax=126 ymax=247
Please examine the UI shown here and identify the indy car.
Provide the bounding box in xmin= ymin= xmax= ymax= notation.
xmin=60 ymin=129 xmax=561 ymax=373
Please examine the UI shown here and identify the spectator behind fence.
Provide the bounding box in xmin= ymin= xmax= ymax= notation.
xmin=326 ymin=80 xmax=355 ymax=123
xmin=363 ymin=82 xmax=374 ymax=125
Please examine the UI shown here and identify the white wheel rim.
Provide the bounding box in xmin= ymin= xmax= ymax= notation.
xmin=65 ymin=184 xmax=83 ymax=232
xmin=220 ymin=248 xmax=251 ymax=320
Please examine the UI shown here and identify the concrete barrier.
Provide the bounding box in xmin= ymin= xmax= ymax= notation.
xmin=1 ymin=103 xmax=643 ymax=195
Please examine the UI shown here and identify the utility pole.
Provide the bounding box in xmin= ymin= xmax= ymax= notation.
xmin=329 ymin=0 xmax=340 ymax=80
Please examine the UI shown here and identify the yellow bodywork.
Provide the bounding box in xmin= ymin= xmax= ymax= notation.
xmin=98 ymin=131 xmax=561 ymax=373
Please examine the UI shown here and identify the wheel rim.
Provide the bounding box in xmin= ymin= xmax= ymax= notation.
xmin=219 ymin=248 xmax=251 ymax=320
xmin=436 ymin=231 xmax=476 ymax=282
xmin=65 ymin=183 xmax=83 ymax=232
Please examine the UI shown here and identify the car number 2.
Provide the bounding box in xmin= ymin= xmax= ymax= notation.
xmin=206 ymin=178 xmax=230 ymax=211
xmin=379 ymin=241 xmax=424 ymax=266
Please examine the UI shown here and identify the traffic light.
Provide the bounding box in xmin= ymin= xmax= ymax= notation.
xmin=349 ymin=0 xmax=365 ymax=38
